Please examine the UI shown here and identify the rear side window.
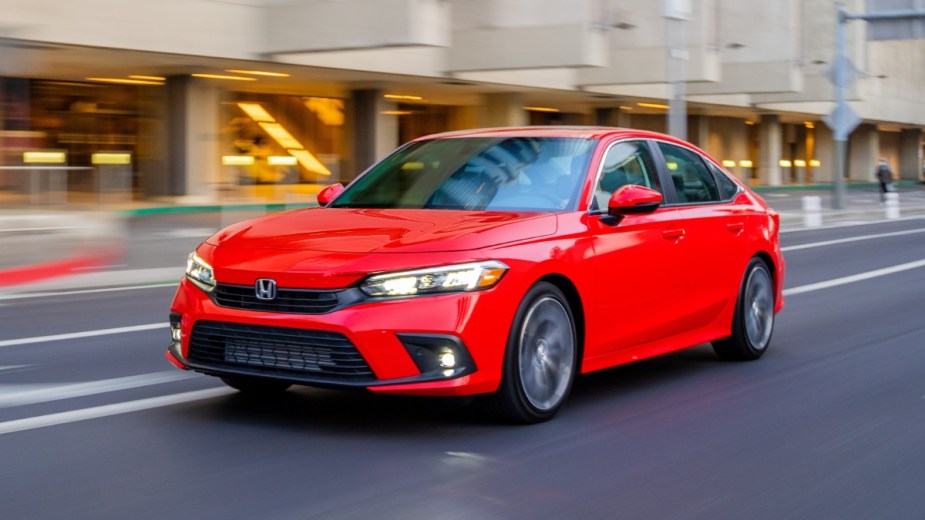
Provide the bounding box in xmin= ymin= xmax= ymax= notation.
xmin=657 ymin=142 xmax=720 ymax=204
xmin=708 ymin=162 xmax=741 ymax=201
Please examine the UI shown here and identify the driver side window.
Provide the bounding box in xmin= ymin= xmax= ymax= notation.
xmin=592 ymin=141 xmax=661 ymax=211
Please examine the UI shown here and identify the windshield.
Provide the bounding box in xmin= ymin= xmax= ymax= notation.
xmin=330 ymin=137 xmax=596 ymax=211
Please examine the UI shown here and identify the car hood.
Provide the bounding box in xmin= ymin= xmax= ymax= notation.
xmin=206 ymin=208 xmax=557 ymax=253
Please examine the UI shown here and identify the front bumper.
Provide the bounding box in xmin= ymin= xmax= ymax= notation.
xmin=167 ymin=277 xmax=517 ymax=396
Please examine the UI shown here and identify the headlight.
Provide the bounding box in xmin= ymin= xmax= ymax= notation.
xmin=360 ymin=261 xmax=509 ymax=297
xmin=186 ymin=252 xmax=215 ymax=292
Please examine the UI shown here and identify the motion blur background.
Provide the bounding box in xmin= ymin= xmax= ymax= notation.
xmin=1 ymin=0 xmax=924 ymax=287
xmin=0 ymin=0 xmax=923 ymax=210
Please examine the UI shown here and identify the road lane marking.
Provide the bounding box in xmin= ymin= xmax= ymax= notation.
xmin=0 ymin=387 xmax=234 ymax=436
xmin=0 ymin=283 xmax=178 ymax=301
xmin=0 ymin=323 xmax=166 ymax=348
xmin=0 ymin=371 xmax=197 ymax=408
xmin=783 ymin=259 xmax=925 ymax=296
xmin=780 ymin=216 xmax=925 ymax=233
xmin=782 ymin=228 xmax=925 ymax=252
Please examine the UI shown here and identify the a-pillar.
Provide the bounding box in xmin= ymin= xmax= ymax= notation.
xmin=348 ymin=89 xmax=399 ymax=179
xmin=481 ymin=93 xmax=527 ymax=128
xmin=758 ymin=114 xmax=782 ymax=186
xmin=848 ymin=124 xmax=879 ymax=182
xmin=161 ymin=76 xmax=222 ymax=199
xmin=899 ymin=128 xmax=923 ymax=181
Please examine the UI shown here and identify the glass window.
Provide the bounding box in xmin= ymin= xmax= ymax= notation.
xmin=222 ymin=93 xmax=344 ymax=187
xmin=709 ymin=162 xmax=740 ymax=200
xmin=331 ymin=137 xmax=595 ymax=211
xmin=591 ymin=141 xmax=661 ymax=211
xmin=657 ymin=142 xmax=720 ymax=204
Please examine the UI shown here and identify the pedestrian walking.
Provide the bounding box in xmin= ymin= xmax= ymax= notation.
xmin=876 ymin=158 xmax=893 ymax=203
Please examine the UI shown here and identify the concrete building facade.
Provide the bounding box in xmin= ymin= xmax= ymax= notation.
xmin=0 ymin=0 xmax=922 ymax=204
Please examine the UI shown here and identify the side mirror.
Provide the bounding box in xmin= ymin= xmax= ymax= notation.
xmin=607 ymin=185 xmax=662 ymax=217
xmin=317 ymin=183 xmax=344 ymax=206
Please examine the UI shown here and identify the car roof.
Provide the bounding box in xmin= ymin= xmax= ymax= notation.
xmin=412 ymin=126 xmax=681 ymax=142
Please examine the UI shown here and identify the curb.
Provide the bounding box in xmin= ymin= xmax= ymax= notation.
xmin=119 ymin=202 xmax=317 ymax=218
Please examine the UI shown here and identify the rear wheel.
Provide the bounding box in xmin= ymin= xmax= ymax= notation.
xmin=220 ymin=375 xmax=292 ymax=395
xmin=713 ymin=258 xmax=775 ymax=360
xmin=485 ymin=282 xmax=577 ymax=423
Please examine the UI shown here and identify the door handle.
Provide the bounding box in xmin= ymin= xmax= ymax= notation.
xmin=726 ymin=222 xmax=745 ymax=233
xmin=662 ymin=228 xmax=685 ymax=240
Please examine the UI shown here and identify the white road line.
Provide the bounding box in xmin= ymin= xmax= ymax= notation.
xmin=0 ymin=388 xmax=234 ymax=436
xmin=0 ymin=283 xmax=178 ymax=302
xmin=782 ymin=228 xmax=925 ymax=252
xmin=780 ymin=215 xmax=925 ymax=233
xmin=0 ymin=371 xmax=197 ymax=409
xmin=0 ymin=323 xmax=166 ymax=348
xmin=783 ymin=259 xmax=925 ymax=296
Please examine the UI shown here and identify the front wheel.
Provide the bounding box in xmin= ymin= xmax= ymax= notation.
xmin=485 ymin=282 xmax=578 ymax=423
xmin=713 ymin=258 xmax=776 ymax=360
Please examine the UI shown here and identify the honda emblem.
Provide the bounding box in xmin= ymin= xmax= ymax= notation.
xmin=255 ymin=278 xmax=277 ymax=300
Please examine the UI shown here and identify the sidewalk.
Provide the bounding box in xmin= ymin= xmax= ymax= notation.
xmin=2 ymin=186 xmax=925 ymax=294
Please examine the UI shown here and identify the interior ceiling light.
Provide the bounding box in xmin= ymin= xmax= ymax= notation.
xmin=86 ymin=77 xmax=163 ymax=85
xmin=382 ymin=110 xmax=413 ymax=116
xmin=523 ymin=106 xmax=560 ymax=113
xmin=258 ymin=122 xmax=303 ymax=150
xmin=23 ymin=151 xmax=66 ymax=164
xmin=191 ymin=73 xmax=256 ymax=81
xmin=384 ymin=94 xmax=423 ymax=101
xmin=237 ymin=103 xmax=276 ymax=123
xmin=226 ymin=69 xmax=290 ymax=77
xmin=804 ymin=121 xmax=815 ymax=128
xmin=222 ymin=155 xmax=255 ymax=166
xmin=305 ymin=98 xmax=345 ymax=126
xmin=268 ymin=156 xmax=298 ymax=166
xmin=618 ymin=105 xmax=634 ymax=111
xmin=289 ymin=149 xmax=331 ymax=177
xmin=637 ymin=102 xmax=670 ymax=110
xmin=237 ymin=102 xmax=332 ymax=177
xmin=129 ymin=75 xmax=166 ymax=81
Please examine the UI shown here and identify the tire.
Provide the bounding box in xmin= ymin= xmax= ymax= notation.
xmin=713 ymin=258 xmax=776 ymax=361
xmin=220 ymin=375 xmax=292 ymax=395
xmin=484 ymin=282 xmax=578 ymax=423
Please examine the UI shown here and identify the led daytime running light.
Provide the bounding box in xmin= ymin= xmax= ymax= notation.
xmin=361 ymin=261 xmax=508 ymax=297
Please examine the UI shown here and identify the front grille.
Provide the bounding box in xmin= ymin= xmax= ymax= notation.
xmin=188 ymin=321 xmax=375 ymax=382
xmin=213 ymin=283 xmax=341 ymax=314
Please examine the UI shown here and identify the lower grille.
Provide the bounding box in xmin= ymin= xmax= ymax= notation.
xmin=188 ymin=321 xmax=375 ymax=382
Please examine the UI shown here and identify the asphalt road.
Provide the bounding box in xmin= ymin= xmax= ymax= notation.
xmin=1 ymin=218 xmax=924 ymax=519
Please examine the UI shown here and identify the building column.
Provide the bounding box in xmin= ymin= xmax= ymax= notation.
xmin=813 ymin=125 xmax=834 ymax=183
xmin=163 ymin=76 xmax=221 ymax=199
xmin=758 ymin=114 xmax=782 ymax=186
xmin=689 ymin=115 xmax=710 ymax=150
xmin=349 ymin=89 xmax=399 ymax=179
xmin=481 ymin=93 xmax=526 ymax=127
xmin=848 ymin=123 xmax=879 ymax=182
xmin=899 ymin=128 xmax=923 ymax=181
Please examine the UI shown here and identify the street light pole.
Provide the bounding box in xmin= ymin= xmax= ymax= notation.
xmin=832 ymin=3 xmax=849 ymax=210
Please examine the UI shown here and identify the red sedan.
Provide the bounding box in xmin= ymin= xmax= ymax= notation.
xmin=167 ymin=127 xmax=785 ymax=423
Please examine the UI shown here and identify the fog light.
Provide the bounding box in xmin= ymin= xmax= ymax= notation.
xmin=171 ymin=326 xmax=182 ymax=342
xmin=438 ymin=350 xmax=456 ymax=369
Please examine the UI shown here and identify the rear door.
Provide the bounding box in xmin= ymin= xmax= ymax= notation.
xmin=652 ymin=141 xmax=749 ymax=329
